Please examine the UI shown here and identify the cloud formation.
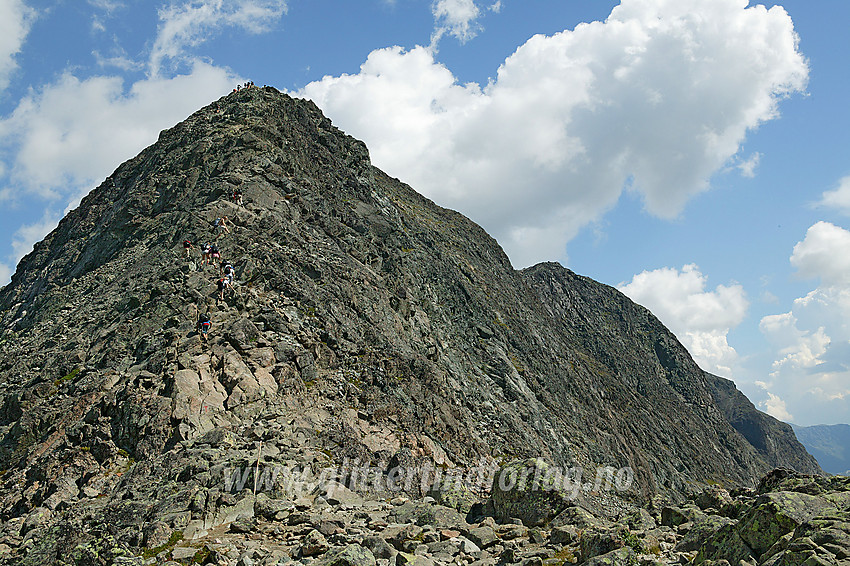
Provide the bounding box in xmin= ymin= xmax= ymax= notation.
xmin=0 ymin=0 xmax=36 ymax=92
xmin=791 ymin=221 xmax=850 ymax=286
xmin=300 ymin=0 xmax=807 ymax=267
xmin=759 ymin=390 xmax=794 ymax=422
xmin=150 ymin=0 xmax=287 ymax=76
xmin=618 ymin=264 xmax=748 ymax=376
xmin=818 ymin=176 xmax=850 ymax=217
xmin=737 ymin=152 xmax=761 ymax=178
xmin=431 ymin=0 xmax=482 ymax=45
xmin=760 ymin=221 xmax=850 ymax=425
xmin=0 ymin=61 xmax=237 ymax=200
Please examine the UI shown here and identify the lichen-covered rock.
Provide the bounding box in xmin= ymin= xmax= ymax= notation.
xmin=427 ymin=477 xmax=478 ymax=514
xmin=300 ymin=529 xmax=330 ymax=557
xmin=254 ymin=493 xmax=294 ymax=521
xmin=696 ymin=477 xmax=847 ymax=565
xmin=549 ymin=525 xmax=578 ymax=546
xmin=316 ymin=544 xmax=377 ymax=566
xmin=389 ymin=501 xmax=466 ymax=529
xmin=464 ymin=526 xmax=498 ymax=549
xmin=491 ymin=459 xmax=575 ymax=527
xmin=661 ymin=505 xmax=705 ymax=527
xmin=761 ymin=512 xmax=850 ymax=566
xmin=579 ymin=528 xmax=625 ymax=562
xmin=695 ymin=522 xmax=756 ymax=565
xmin=313 ymin=480 xmax=364 ymax=507
xmin=675 ymin=514 xmax=735 ymax=552
xmin=737 ymin=491 xmax=838 ymax=556
xmin=625 ymin=508 xmax=656 ymax=531
xmin=361 ymin=535 xmax=397 ymax=560
xmin=695 ymin=485 xmax=734 ymax=512
xmin=582 ymin=547 xmax=635 ymax=565
xmin=550 ymin=505 xmax=610 ymax=532
xmin=170 ymin=367 xmax=227 ymax=438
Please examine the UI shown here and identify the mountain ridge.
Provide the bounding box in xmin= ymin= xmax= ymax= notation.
xmin=0 ymin=86 xmax=822 ymax=563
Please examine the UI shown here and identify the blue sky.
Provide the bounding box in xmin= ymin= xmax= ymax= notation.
xmin=0 ymin=0 xmax=848 ymax=426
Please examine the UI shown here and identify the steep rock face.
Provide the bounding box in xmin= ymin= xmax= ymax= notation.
xmin=520 ymin=264 xmax=820 ymax=488
xmin=706 ymin=375 xmax=822 ymax=474
xmin=0 ymin=87 xmax=819 ymax=552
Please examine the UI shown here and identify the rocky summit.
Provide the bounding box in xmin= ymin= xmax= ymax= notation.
xmin=0 ymin=87 xmax=834 ymax=565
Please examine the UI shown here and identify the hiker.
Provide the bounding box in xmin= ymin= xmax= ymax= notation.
xmin=214 ymin=216 xmax=231 ymax=235
xmin=217 ymin=277 xmax=234 ymax=300
xmin=231 ymin=188 xmax=243 ymax=206
xmin=201 ymin=243 xmax=212 ymax=265
xmin=209 ymin=243 xmax=221 ymax=265
xmin=183 ymin=238 xmax=195 ymax=257
xmin=197 ymin=312 xmax=212 ymax=342
xmin=221 ymin=261 xmax=235 ymax=283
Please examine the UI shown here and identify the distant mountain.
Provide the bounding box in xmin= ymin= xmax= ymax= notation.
xmin=792 ymin=424 xmax=850 ymax=475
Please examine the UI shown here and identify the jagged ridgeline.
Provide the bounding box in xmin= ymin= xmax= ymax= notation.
xmin=0 ymin=87 xmax=818 ymax=534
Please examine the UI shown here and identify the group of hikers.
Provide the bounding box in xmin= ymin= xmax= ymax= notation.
xmin=183 ymin=212 xmax=244 ymax=344
xmin=232 ymin=81 xmax=256 ymax=92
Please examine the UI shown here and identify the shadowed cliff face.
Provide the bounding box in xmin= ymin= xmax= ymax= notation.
xmin=0 ymin=87 xmax=819 ymax=555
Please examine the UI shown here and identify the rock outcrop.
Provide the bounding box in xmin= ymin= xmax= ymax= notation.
xmin=0 ymin=86 xmax=822 ymax=564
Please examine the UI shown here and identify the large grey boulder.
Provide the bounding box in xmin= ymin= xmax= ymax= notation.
xmin=315 ymin=544 xmax=376 ymax=566
xmin=491 ymin=459 xmax=575 ymax=527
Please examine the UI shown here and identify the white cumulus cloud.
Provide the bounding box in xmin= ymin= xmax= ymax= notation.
xmin=0 ymin=0 xmax=36 ymax=93
xmin=791 ymin=221 xmax=850 ymax=286
xmin=759 ymin=221 xmax=850 ymax=425
xmin=760 ymin=391 xmax=794 ymax=422
xmin=737 ymin=152 xmax=761 ymax=178
xmin=618 ymin=264 xmax=748 ymax=376
xmin=150 ymin=0 xmax=287 ymax=76
xmin=0 ymin=60 xmax=238 ymax=202
xmin=299 ymin=0 xmax=808 ymax=267
xmin=819 ymin=176 xmax=850 ymax=216
xmin=431 ymin=0 xmax=482 ymax=46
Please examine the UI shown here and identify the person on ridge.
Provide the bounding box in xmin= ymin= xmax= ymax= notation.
xmin=217 ymin=276 xmax=234 ymax=300
xmin=221 ymin=261 xmax=235 ymax=283
xmin=201 ymin=243 xmax=212 ymax=265
xmin=209 ymin=242 xmax=221 ymax=265
xmin=197 ymin=312 xmax=211 ymax=343
xmin=183 ymin=238 xmax=195 ymax=257
xmin=214 ymin=216 xmax=231 ymax=235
